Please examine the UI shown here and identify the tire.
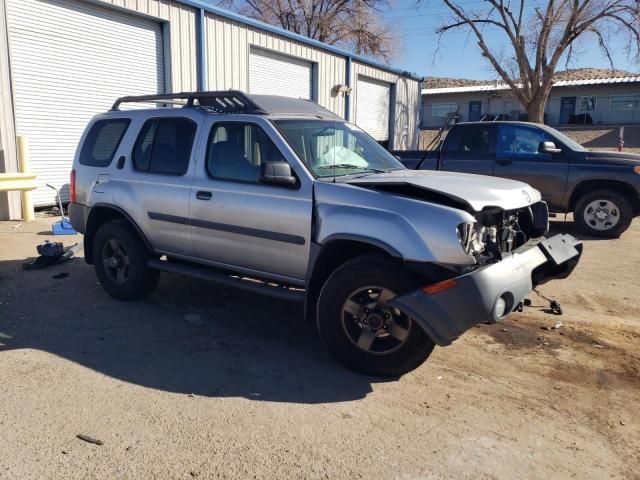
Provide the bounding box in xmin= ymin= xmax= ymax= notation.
xmin=575 ymin=189 xmax=633 ymax=238
xmin=316 ymin=255 xmax=435 ymax=377
xmin=92 ymin=219 xmax=159 ymax=300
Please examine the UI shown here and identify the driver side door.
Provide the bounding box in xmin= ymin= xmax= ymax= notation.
xmin=494 ymin=124 xmax=569 ymax=210
xmin=189 ymin=118 xmax=313 ymax=284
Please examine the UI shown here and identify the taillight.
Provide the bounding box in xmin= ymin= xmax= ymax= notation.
xmin=70 ymin=169 xmax=77 ymax=203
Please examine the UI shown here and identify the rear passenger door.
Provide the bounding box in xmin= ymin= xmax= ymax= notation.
xmin=189 ymin=117 xmax=313 ymax=284
xmin=111 ymin=113 xmax=200 ymax=256
xmin=440 ymin=124 xmax=495 ymax=175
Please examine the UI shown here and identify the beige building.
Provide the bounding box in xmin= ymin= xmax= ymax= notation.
xmin=421 ymin=69 xmax=640 ymax=128
xmin=0 ymin=0 xmax=421 ymax=219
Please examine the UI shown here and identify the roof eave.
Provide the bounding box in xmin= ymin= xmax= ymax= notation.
xmin=176 ymin=0 xmax=422 ymax=82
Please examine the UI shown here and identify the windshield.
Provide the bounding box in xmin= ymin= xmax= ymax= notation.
xmin=273 ymin=119 xmax=405 ymax=178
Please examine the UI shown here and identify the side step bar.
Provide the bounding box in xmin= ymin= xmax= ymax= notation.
xmin=147 ymin=259 xmax=305 ymax=302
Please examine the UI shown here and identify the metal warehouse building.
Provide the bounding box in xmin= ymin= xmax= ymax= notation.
xmin=0 ymin=0 xmax=421 ymax=218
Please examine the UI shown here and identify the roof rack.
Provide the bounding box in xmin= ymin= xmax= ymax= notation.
xmin=110 ymin=90 xmax=266 ymax=114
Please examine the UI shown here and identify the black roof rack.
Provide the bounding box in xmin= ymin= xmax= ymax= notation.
xmin=110 ymin=90 xmax=267 ymax=114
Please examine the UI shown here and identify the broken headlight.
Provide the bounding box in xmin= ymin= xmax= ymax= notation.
xmin=457 ymin=222 xmax=487 ymax=257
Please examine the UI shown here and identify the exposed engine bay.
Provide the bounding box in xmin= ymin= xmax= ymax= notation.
xmin=458 ymin=201 xmax=550 ymax=264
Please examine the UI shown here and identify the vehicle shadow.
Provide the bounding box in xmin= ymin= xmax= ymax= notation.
xmin=0 ymin=257 xmax=379 ymax=404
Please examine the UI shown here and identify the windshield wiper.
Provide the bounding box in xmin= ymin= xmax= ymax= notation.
xmin=316 ymin=164 xmax=387 ymax=173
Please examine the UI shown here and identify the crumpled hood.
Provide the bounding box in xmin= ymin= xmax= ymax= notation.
xmin=344 ymin=169 xmax=541 ymax=212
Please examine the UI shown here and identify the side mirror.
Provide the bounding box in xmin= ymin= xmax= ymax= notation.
xmin=539 ymin=141 xmax=562 ymax=154
xmin=259 ymin=161 xmax=297 ymax=187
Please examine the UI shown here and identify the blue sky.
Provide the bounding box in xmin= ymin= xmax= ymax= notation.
xmin=381 ymin=0 xmax=639 ymax=79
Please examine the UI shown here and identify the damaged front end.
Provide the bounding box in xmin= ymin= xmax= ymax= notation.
xmin=391 ymin=202 xmax=581 ymax=347
xmin=391 ymin=233 xmax=582 ymax=347
xmin=457 ymin=201 xmax=550 ymax=265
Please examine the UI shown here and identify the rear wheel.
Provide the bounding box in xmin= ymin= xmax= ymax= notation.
xmin=317 ymin=255 xmax=435 ymax=377
xmin=92 ymin=220 xmax=159 ymax=300
xmin=575 ymin=190 xmax=632 ymax=238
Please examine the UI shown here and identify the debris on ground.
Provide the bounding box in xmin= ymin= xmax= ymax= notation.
xmin=52 ymin=272 xmax=69 ymax=279
xmin=76 ymin=434 xmax=103 ymax=446
xmin=23 ymin=242 xmax=80 ymax=270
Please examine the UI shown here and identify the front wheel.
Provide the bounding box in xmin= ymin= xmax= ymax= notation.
xmin=316 ymin=255 xmax=435 ymax=377
xmin=575 ymin=190 xmax=633 ymax=238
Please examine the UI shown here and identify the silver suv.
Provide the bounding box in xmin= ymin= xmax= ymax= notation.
xmin=69 ymin=91 xmax=582 ymax=377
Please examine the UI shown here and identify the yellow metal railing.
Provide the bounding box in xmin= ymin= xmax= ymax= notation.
xmin=0 ymin=136 xmax=36 ymax=221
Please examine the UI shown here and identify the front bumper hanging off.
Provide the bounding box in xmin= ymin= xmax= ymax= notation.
xmin=389 ymin=234 xmax=583 ymax=347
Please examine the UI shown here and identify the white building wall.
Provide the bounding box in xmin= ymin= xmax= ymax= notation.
xmin=204 ymin=14 xmax=346 ymax=117
xmin=546 ymin=84 xmax=640 ymax=125
xmin=423 ymin=83 xmax=640 ymax=127
xmin=0 ymin=0 xmax=20 ymax=218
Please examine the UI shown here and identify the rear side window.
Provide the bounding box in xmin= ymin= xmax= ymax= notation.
xmin=447 ymin=125 xmax=491 ymax=154
xmin=79 ymin=119 xmax=130 ymax=167
xmin=132 ymin=118 xmax=196 ymax=175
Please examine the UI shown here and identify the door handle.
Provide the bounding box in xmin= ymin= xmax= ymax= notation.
xmin=196 ymin=191 xmax=212 ymax=200
xmin=116 ymin=155 xmax=126 ymax=169
xmin=496 ymin=158 xmax=513 ymax=166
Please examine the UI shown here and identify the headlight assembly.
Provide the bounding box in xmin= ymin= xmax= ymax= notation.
xmin=457 ymin=222 xmax=486 ymax=256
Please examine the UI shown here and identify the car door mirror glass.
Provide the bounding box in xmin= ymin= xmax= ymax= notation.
xmin=539 ymin=141 xmax=562 ymax=154
xmin=259 ymin=161 xmax=297 ymax=187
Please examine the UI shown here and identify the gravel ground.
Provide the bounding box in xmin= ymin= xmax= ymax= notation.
xmin=0 ymin=217 xmax=639 ymax=479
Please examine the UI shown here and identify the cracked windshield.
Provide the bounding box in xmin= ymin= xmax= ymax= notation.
xmin=275 ymin=119 xmax=405 ymax=178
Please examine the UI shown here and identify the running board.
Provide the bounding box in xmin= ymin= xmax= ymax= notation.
xmin=147 ymin=259 xmax=305 ymax=302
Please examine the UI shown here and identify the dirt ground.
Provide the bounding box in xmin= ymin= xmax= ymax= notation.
xmin=0 ymin=215 xmax=638 ymax=480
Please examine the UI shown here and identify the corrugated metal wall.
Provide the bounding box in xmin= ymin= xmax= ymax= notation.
xmin=0 ymin=0 xmax=420 ymax=216
xmin=96 ymin=0 xmax=198 ymax=91
xmin=0 ymin=0 xmax=20 ymax=218
xmin=352 ymin=62 xmax=420 ymax=150
xmin=204 ymin=14 xmax=346 ymax=117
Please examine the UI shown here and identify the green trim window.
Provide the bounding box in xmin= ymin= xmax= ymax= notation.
xmin=431 ymin=103 xmax=458 ymax=117
xmin=579 ymin=96 xmax=597 ymax=112
xmin=610 ymin=95 xmax=640 ymax=111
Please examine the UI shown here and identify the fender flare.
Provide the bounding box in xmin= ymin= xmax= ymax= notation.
xmin=84 ymin=203 xmax=153 ymax=264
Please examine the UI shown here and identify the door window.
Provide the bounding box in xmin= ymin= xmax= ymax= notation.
xmin=497 ymin=125 xmax=552 ymax=156
xmin=206 ymin=122 xmax=286 ymax=183
xmin=132 ymin=118 xmax=196 ymax=175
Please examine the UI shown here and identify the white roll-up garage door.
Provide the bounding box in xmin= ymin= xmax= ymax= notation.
xmin=6 ymin=0 xmax=165 ymax=206
xmin=356 ymin=77 xmax=391 ymax=142
xmin=249 ymin=48 xmax=313 ymax=100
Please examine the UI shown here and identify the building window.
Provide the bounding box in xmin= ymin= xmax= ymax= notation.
xmin=579 ymin=96 xmax=597 ymax=112
xmin=610 ymin=95 xmax=640 ymax=111
xmin=431 ymin=103 xmax=458 ymax=117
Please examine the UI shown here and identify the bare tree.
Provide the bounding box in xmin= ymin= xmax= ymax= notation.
xmin=434 ymin=0 xmax=640 ymax=122
xmin=219 ymin=0 xmax=398 ymax=61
